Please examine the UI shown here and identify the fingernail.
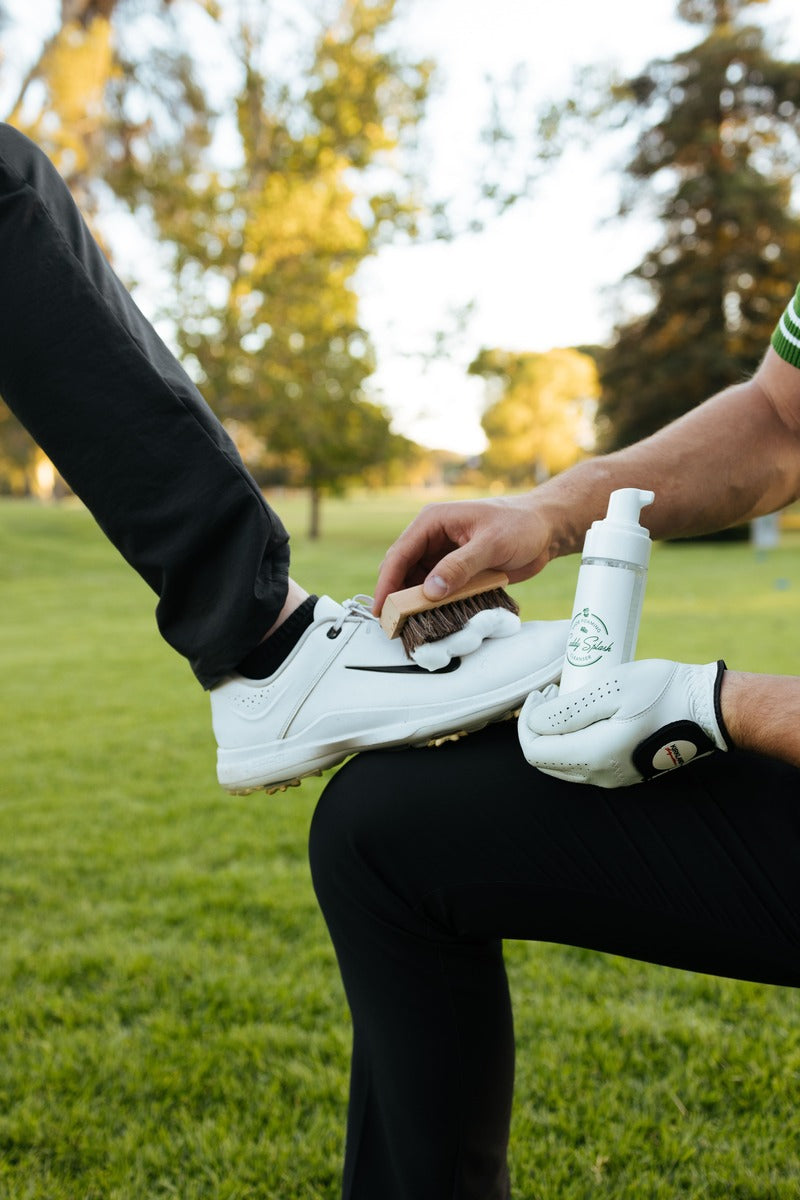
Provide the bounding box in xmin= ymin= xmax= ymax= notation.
xmin=423 ymin=574 xmax=448 ymax=599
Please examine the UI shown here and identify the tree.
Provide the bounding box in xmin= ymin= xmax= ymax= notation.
xmin=132 ymin=0 xmax=432 ymax=537
xmin=596 ymin=0 xmax=800 ymax=450
xmin=470 ymin=347 xmax=598 ymax=487
xmin=1 ymin=0 xmax=434 ymax=531
xmin=1 ymin=1 xmax=549 ymax=514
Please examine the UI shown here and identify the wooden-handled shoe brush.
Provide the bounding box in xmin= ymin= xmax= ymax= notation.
xmin=379 ymin=569 xmax=519 ymax=657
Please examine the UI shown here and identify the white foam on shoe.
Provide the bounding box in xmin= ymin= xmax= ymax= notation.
xmin=410 ymin=608 xmax=521 ymax=671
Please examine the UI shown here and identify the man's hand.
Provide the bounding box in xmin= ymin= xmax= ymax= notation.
xmin=373 ymin=494 xmax=555 ymax=614
xmin=518 ymin=659 xmax=730 ymax=788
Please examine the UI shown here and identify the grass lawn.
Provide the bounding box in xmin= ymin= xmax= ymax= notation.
xmin=0 ymin=493 xmax=798 ymax=1199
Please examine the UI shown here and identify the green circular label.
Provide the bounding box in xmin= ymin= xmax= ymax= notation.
xmin=565 ymin=608 xmax=614 ymax=669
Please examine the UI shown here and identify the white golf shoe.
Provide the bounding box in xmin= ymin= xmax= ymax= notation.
xmin=211 ymin=595 xmax=569 ymax=793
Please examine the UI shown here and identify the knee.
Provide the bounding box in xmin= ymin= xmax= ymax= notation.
xmin=308 ymin=750 xmax=421 ymax=927
xmin=309 ymin=753 xmax=381 ymax=909
xmin=0 ymin=123 xmax=44 ymax=179
xmin=0 ymin=123 xmax=68 ymax=213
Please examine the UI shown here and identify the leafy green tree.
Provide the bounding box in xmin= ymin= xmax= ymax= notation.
xmin=470 ymin=347 xmax=598 ymax=486
xmin=1 ymin=0 xmax=433 ymax=529
xmin=128 ymin=0 xmax=433 ymax=536
xmin=597 ymin=0 xmax=800 ymax=449
xmin=1 ymin=0 xmax=545 ymax=514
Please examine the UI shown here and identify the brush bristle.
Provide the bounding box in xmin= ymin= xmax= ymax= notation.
xmin=399 ymin=587 xmax=520 ymax=656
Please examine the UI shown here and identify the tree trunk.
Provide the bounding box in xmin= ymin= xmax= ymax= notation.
xmin=308 ymin=485 xmax=322 ymax=540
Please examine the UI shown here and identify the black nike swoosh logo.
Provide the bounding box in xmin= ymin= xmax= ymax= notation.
xmin=345 ymin=657 xmax=463 ymax=675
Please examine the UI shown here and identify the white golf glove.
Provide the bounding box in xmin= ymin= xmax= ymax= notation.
xmin=518 ymin=659 xmax=731 ymax=788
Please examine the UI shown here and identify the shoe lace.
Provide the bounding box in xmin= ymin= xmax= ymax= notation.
xmin=328 ymin=595 xmax=380 ymax=639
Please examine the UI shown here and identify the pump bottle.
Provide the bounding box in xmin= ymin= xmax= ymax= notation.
xmin=559 ymin=488 xmax=655 ymax=694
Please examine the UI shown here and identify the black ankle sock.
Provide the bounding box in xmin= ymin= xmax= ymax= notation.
xmin=236 ymin=594 xmax=319 ymax=680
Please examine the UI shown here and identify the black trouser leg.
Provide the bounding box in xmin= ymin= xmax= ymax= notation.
xmin=309 ymin=722 xmax=800 ymax=1199
xmin=0 ymin=123 xmax=290 ymax=686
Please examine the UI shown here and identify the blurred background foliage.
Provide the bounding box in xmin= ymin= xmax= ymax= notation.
xmin=470 ymin=346 xmax=599 ymax=487
xmin=597 ymin=0 xmax=800 ymax=450
xmin=1 ymin=0 xmax=800 ymax=531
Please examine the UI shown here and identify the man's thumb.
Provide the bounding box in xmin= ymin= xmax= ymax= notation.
xmin=422 ymin=573 xmax=449 ymax=600
xmin=422 ymin=548 xmax=488 ymax=601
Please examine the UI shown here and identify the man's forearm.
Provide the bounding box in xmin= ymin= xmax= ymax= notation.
xmin=532 ymin=351 xmax=800 ymax=560
xmin=721 ymin=671 xmax=800 ymax=769
xmin=374 ymin=329 xmax=800 ymax=609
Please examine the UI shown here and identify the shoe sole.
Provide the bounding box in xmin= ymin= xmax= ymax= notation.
xmin=219 ymin=705 xmax=523 ymax=795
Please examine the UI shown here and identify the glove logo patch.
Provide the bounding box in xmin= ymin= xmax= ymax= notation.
xmin=633 ymin=720 xmax=717 ymax=780
xmin=652 ymin=739 xmax=698 ymax=771
xmin=565 ymin=608 xmax=614 ymax=669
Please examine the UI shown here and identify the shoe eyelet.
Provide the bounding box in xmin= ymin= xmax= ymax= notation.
xmin=327 ymin=626 xmax=342 ymax=640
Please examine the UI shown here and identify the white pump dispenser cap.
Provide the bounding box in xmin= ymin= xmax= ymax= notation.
xmin=582 ymin=488 xmax=655 ymax=567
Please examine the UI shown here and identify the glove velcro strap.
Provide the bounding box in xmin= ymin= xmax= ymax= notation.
xmin=632 ymin=661 xmax=731 ymax=781
xmin=713 ymin=658 xmax=733 ymax=750
xmin=632 ymin=720 xmax=719 ymax=781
